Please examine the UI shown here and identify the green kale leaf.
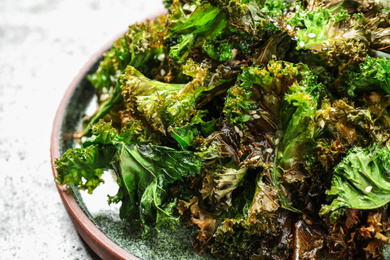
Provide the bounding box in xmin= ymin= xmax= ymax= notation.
xmin=88 ymin=15 xmax=166 ymax=93
xmin=340 ymin=56 xmax=390 ymax=97
xmin=82 ymin=15 xmax=167 ymax=136
xmin=111 ymin=143 xmax=203 ymax=238
xmin=168 ymin=112 xmax=218 ymax=150
xmin=56 ymin=120 xmax=203 ymax=237
xmin=120 ymin=62 xmax=218 ymax=134
xmin=320 ymin=144 xmax=390 ymax=223
xmin=166 ymin=3 xmax=228 ymax=63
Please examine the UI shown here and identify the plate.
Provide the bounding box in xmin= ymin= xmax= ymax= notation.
xmin=49 ymin=24 xmax=390 ymax=260
xmin=50 ymin=35 xmax=213 ymax=260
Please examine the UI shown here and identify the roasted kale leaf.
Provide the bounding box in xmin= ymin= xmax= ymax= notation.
xmin=56 ymin=1 xmax=390 ymax=259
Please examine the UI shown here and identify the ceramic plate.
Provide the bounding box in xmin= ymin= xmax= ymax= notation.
xmin=50 ymin=26 xmax=390 ymax=260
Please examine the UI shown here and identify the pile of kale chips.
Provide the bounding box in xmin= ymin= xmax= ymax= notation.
xmin=56 ymin=0 xmax=390 ymax=258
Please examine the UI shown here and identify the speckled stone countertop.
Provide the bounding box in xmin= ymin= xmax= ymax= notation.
xmin=0 ymin=1 xmax=164 ymax=259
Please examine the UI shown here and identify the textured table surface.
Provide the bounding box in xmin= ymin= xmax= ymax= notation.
xmin=0 ymin=1 xmax=164 ymax=259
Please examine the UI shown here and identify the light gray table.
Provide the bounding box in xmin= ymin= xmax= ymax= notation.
xmin=0 ymin=1 xmax=164 ymax=259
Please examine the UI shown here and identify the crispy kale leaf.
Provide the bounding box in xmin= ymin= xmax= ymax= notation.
xmin=287 ymin=3 xmax=350 ymax=51
xmin=120 ymin=61 xmax=219 ymax=134
xmin=111 ymin=142 xmax=203 ymax=237
xmin=261 ymin=0 xmax=390 ymax=65
xmin=88 ymin=15 xmax=166 ymax=94
xmin=168 ymin=111 xmax=218 ymax=150
xmin=340 ymin=56 xmax=390 ymax=97
xmin=314 ymin=93 xmax=390 ymax=167
xmin=82 ymin=15 xmax=166 ymax=136
xmin=223 ymin=60 xmax=323 ymax=212
xmin=55 ymin=121 xmax=118 ymax=193
xmin=55 ymin=120 xmax=203 ymax=237
xmin=272 ymin=62 xmax=323 ymax=212
xmin=200 ymin=161 xmax=248 ymax=212
xmin=166 ymin=0 xmax=276 ymax=63
xmin=320 ymin=144 xmax=390 ymax=223
xmin=209 ymin=0 xmax=272 ymax=36
xmin=223 ymin=60 xmax=298 ymax=129
xmin=166 ymin=3 xmax=229 ymax=63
